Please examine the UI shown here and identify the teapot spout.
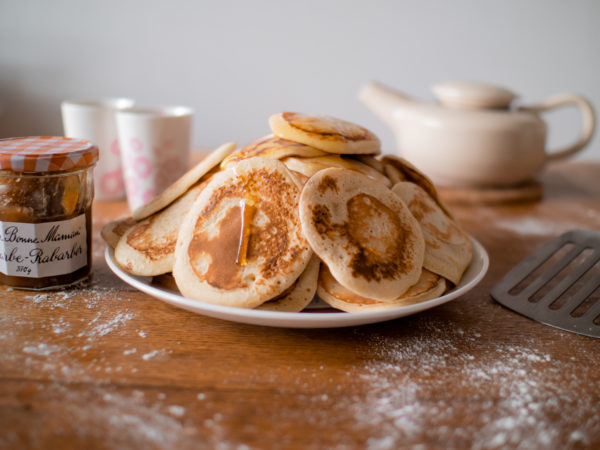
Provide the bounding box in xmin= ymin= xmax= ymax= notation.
xmin=358 ymin=81 xmax=413 ymax=128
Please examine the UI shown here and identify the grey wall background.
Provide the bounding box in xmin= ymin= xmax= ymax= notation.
xmin=1 ymin=0 xmax=599 ymax=160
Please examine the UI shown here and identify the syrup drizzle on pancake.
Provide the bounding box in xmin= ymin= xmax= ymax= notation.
xmin=236 ymin=198 xmax=257 ymax=266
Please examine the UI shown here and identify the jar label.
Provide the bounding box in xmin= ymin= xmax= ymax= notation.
xmin=0 ymin=214 xmax=87 ymax=278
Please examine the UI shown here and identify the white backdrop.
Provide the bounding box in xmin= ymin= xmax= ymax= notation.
xmin=1 ymin=0 xmax=598 ymax=159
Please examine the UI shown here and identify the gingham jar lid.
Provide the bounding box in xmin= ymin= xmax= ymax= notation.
xmin=0 ymin=136 xmax=99 ymax=172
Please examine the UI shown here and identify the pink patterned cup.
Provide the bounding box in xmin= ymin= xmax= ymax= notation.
xmin=116 ymin=106 xmax=193 ymax=211
xmin=61 ymin=98 xmax=135 ymax=201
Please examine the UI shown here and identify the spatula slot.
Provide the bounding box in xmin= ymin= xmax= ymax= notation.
xmin=508 ymin=243 xmax=575 ymax=296
xmin=556 ymin=258 xmax=600 ymax=316
xmin=579 ymin=285 xmax=600 ymax=323
xmin=533 ymin=247 xmax=597 ymax=308
xmin=530 ymin=247 xmax=593 ymax=304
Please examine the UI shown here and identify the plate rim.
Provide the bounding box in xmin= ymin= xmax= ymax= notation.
xmin=105 ymin=236 xmax=489 ymax=328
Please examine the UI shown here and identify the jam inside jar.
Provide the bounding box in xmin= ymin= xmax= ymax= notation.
xmin=0 ymin=137 xmax=98 ymax=290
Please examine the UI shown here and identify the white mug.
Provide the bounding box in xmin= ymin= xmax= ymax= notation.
xmin=61 ymin=98 xmax=135 ymax=200
xmin=116 ymin=106 xmax=193 ymax=211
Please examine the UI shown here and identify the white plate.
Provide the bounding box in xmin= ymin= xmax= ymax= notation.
xmin=105 ymin=237 xmax=488 ymax=328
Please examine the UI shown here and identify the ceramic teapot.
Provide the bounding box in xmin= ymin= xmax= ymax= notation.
xmin=359 ymin=81 xmax=595 ymax=187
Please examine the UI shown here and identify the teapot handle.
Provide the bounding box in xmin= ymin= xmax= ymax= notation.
xmin=520 ymin=93 xmax=595 ymax=162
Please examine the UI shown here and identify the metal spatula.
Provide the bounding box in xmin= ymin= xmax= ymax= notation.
xmin=491 ymin=229 xmax=600 ymax=338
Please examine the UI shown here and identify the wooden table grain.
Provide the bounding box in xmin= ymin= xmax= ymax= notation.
xmin=1 ymin=161 xmax=599 ymax=450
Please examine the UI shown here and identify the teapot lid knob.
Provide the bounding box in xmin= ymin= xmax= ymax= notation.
xmin=432 ymin=81 xmax=518 ymax=109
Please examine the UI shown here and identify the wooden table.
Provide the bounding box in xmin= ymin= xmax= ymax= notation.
xmin=1 ymin=162 xmax=599 ymax=449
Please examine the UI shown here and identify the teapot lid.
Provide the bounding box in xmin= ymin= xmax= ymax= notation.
xmin=432 ymin=81 xmax=518 ymax=109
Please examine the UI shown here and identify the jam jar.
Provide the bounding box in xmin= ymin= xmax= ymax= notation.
xmin=0 ymin=136 xmax=98 ymax=289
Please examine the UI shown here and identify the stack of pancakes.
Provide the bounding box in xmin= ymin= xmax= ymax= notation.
xmin=103 ymin=112 xmax=472 ymax=313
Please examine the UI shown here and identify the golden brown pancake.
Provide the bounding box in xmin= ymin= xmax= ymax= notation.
xmin=290 ymin=170 xmax=309 ymax=187
xmin=220 ymin=135 xmax=327 ymax=168
xmin=317 ymin=265 xmax=446 ymax=312
xmin=299 ymin=168 xmax=425 ymax=301
xmin=173 ymin=157 xmax=312 ymax=308
xmin=282 ymin=155 xmax=391 ymax=188
xmin=269 ymin=112 xmax=381 ymax=155
xmin=101 ymin=217 xmax=137 ymax=249
xmin=132 ymin=142 xmax=236 ymax=220
xmin=383 ymin=161 xmax=404 ymax=184
xmin=257 ymin=255 xmax=320 ymax=312
xmin=355 ymin=155 xmax=386 ymax=173
xmin=114 ymin=179 xmax=210 ymax=276
xmin=382 ymin=155 xmax=453 ymax=218
xmin=392 ymin=181 xmax=472 ymax=285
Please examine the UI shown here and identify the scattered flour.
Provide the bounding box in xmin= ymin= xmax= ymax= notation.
xmin=346 ymin=321 xmax=600 ymax=449
xmin=2 ymin=283 xmax=138 ymax=383
xmin=76 ymin=312 xmax=135 ymax=341
xmin=22 ymin=343 xmax=63 ymax=356
xmin=495 ymin=217 xmax=579 ymax=236
xmin=142 ymin=350 xmax=166 ymax=361
xmin=0 ymin=383 xmax=206 ymax=450
xmin=25 ymin=286 xmax=122 ymax=310
xmin=51 ymin=316 xmax=70 ymax=334
xmin=167 ymin=405 xmax=186 ymax=417
xmin=3 ymin=265 xmax=599 ymax=449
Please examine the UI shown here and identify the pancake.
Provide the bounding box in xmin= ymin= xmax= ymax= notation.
xmin=114 ymin=179 xmax=210 ymax=276
xmin=382 ymin=155 xmax=453 ymax=218
xmin=220 ymin=135 xmax=327 ymax=168
xmin=355 ymin=155 xmax=386 ymax=173
xmin=132 ymin=142 xmax=236 ymax=220
xmin=290 ymin=171 xmax=309 ymax=187
xmin=383 ymin=161 xmax=404 ymax=185
xmin=392 ymin=181 xmax=472 ymax=285
xmin=101 ymin=217 xmax=137 ymax=249
xmin=269 ymin=112 xmax=380 ymax=155
xmin=317 ymin=265 xmax=446 ymax=312
xmin=256 ymin=254 xmax=320 ymax=312
xmin=299 ymin=168 xmax=425 ymax=301
xmin=282 ymin=155 xmax=391 ymax=188
xmin=173 ymin=157 xmax=312 ymax=308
